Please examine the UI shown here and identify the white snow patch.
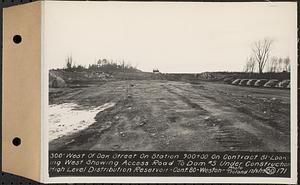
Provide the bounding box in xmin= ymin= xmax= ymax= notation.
xmin=48 ymin=102 xmax=115 ymax=142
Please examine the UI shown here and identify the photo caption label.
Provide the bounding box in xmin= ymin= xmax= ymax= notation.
xmin=49 ymin=151 xmax=290 ymax=177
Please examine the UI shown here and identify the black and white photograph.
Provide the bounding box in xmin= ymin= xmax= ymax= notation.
xmin=1 ymin=1 xmax=297 ymax=184
xmin=42 ymin=2 xmax=298 ymax=182
xmin=47 ymin=2 xmax=295 ymax=153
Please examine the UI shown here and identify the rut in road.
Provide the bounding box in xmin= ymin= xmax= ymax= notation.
xmin=163 ymin=85 xmax=209 ymax=114
xmin=163 ymin=82 xmax=287 ymax=151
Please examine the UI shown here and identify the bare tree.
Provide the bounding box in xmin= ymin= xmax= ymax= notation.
xmin=244 ymin=56 xmax=256 ymax=73
xmin=283 ymin=57 xmax=291 ymax=72
xmin=251 ymin=38 xmax=273 ymax=74
xmin=267 ymin=56 xmax=279 ymax=73
xmin=277 ymin=57 xmax=283 ymax=72
xmin=65 ymin=55 xmax=73 ymax=71
xmin=97 ymin=59 xmax=102 ymax=67
xmin=102 ymin=59 xmax=108 ymax=65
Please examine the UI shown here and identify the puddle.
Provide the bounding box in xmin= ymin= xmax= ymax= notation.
xmin=48 ymin=102 xmax=115 ymax=141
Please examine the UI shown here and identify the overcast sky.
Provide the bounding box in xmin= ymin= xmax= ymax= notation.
xmin=44 ymin=1 xmax=297 ymax=73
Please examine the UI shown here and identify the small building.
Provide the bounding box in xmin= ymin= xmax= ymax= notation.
xmin=153 ymin=68 xmax=160 ymax=73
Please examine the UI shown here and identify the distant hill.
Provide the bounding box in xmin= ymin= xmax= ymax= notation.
xmin=49 ymin=69 xmax=290 ymax=88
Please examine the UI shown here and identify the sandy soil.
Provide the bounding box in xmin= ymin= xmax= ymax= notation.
xmin=49 ymin=80 xmax=290 ymax=152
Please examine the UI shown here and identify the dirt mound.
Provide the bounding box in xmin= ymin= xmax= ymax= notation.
xmin=277 ymin=80 xmax=290 ymax=88
xmin=264 ymin=79 xmax=279 ymax=88
xmin=49 ymin=71 xmax=67 ymax=88
xmin=49 ymin=69 xmax=113 ymax=86
xmin=198 ymin=72 xmax=290 ymax=82
xmin=83 ymin=71 xmax=111 ymax=79
xmin=197 ymin=72 xmax=217 ymax=80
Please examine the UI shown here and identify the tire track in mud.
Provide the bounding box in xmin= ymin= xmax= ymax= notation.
xmin=163 ymin=85 xmax=208 ymax=114
xmin=202 ymin=113 xmax=267 ymax=151
xmin=163 ymin=83 xmax=270 ymax=151
xmin=175 ymin=82 xmax=290 ymax=151
xmin=194 ymin=86 xmax=289 ymax=136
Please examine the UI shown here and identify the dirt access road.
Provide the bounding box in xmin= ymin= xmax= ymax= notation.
xmin=49 ymin=80 xmax=290 ymax=152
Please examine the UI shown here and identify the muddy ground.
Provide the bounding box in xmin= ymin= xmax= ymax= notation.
xmin=49 ymin=80 xmax=290 ymax=152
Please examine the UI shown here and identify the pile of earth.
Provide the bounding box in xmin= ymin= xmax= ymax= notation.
xmin=196 ymin=72 xmax=217 ymax=80
xmin=49 ymin=71 xmax=67 ymax=88
xmin=194 ymin=72 xmax=290 ymax=82
xmin=49 ymin=69 xmax=113 ymax=88
xmin=165 ymin=72 xmax=230 ymax=81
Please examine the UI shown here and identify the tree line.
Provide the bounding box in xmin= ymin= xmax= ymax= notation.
xmin=64 ymin=56 xmax=140 ymax=73
xmin=244 ymin=38 xmax=291 ymax=74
